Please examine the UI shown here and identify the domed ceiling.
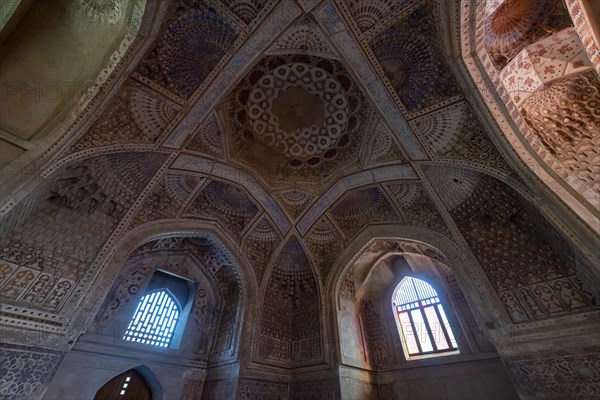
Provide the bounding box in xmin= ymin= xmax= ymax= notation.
xmin=223 ymin=55 xmax=372 ymax=188
xmin=0 ymin=0 xmax=598 ymax=383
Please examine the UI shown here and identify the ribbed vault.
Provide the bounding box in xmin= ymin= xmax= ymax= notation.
xmin=0 ymin=1 xmax=598 ymax=399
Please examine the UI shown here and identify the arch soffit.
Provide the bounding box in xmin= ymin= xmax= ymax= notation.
xmin=111 ymin=219 xmax=257 ymax=298
xmin=356 ymin=251 xmax=452 ymax=302
xmin=134 ymin=365 xmax=164 ymax=400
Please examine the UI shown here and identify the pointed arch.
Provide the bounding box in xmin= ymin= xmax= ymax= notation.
xmin=255 ymin=235 xmax=323 ymax=367
xmin=392 ymin=276 xmax=459 ymax=358
xmin=94 ymin=366 xmax=162 ymax=400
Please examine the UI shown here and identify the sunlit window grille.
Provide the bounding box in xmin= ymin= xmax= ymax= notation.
xmin=123 ymin=290 xmax=180 ymax=347
xmin=393 ymin=277 xmax=458 ymax=356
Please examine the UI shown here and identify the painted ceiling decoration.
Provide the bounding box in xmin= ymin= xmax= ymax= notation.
xmin=462 ymin=0 xmax=599 ymax=222
xmin=0 ymin=1 xmax=598 ymax=399
xmin=223 ymin=53 xmax=373 ymax=190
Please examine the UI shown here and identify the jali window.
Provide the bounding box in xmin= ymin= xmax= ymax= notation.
xmin=393 ymin=276 xmax=458 ymax=357
xmin=123 ymin=289 xmax=180 ymax=348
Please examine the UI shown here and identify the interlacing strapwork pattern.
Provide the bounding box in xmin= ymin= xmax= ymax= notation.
xmin=0 ymin=346 xmax=64 ymax=400
xmin=1 ymin=0 xmax=599 ymax=397
xmin=225 ymin=54 xmax=371 ymax=185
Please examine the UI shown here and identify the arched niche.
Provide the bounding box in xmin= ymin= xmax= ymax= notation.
xmin=89 ymin=238 xmax=224 ymax=357
xmin=42 ymin=223 xmax=253 ymax=400
xmin=78 ymin=225 xmax=251 ymax=366
xmin=331 ymin=234 xmax=520 ymax=400
xmin=334 ymin=238 xmax=495 ymax=370
xmin=0 ymin=0 xmax=151 ymax=164
xmin=252 ymin=235 xmax=325 ymax=369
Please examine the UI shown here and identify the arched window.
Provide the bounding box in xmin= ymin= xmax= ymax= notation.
xmin=392 ymin=276 xmax=458 ymax=358
xmin=123 ymin=289 xmax=181 ymax=348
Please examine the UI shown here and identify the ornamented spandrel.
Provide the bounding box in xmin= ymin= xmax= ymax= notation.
xmin=328 ymin=186 xmax=402 ymax=241
xmin=68 ymin=81 xmax=180 ymax=154
xmin=305 ymin=217 xmax=343 ymax=283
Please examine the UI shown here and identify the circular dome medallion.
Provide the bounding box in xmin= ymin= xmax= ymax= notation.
xmin=246 ymin=63 xmax=349 ymax=162
xmin=484 ymin=0 xmax=546 ymax=54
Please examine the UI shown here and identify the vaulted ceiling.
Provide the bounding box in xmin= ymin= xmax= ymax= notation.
xmin=0 ymin=0 xmax=599 ymax=379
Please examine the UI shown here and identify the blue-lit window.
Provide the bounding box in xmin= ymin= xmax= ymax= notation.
xmin=123 ymin=289 xmax=180 ymax=348
xmin=393 ymin=277 xmax=458 ymax=357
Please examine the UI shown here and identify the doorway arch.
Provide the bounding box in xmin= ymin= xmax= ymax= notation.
xmin=93 ymin=366 xmax=162 ymax=400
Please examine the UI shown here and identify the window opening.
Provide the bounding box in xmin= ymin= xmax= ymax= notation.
xmin=393 ymin=276 xmax=458 ymax=357
xmin=123 ymin=289 xmax=180 ymax=348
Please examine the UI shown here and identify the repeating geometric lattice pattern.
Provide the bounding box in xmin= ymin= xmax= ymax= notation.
xmin=123 ymin=290 xmax=180 ymax=348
